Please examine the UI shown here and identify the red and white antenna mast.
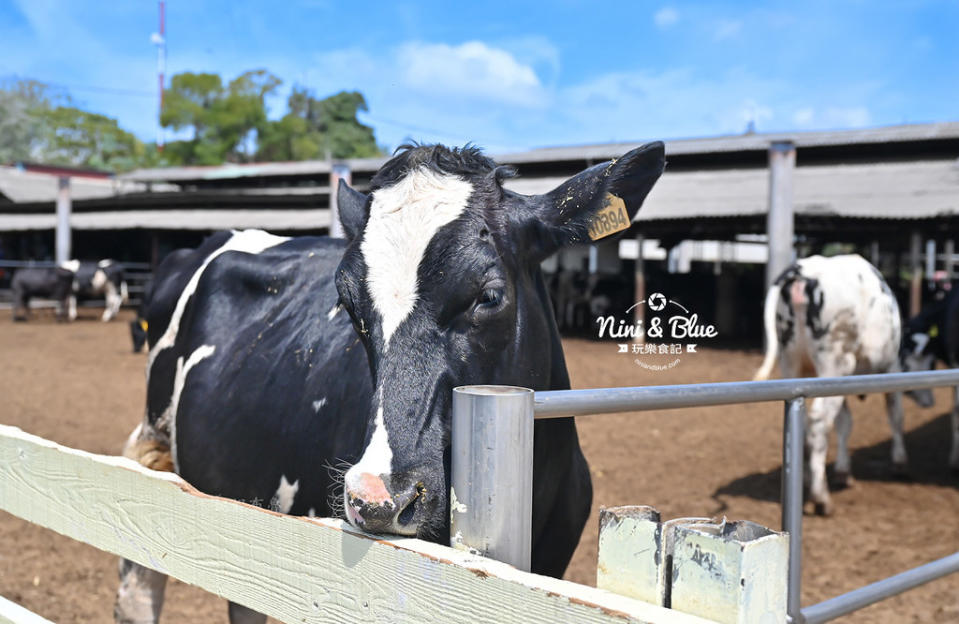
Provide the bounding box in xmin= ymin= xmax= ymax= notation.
xmin=150 ymin=1 xmax=166 ymax=151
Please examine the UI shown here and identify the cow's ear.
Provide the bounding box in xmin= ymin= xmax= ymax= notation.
xmin=337 ymin=178 xmax=369 ymax=241
xmin=521 ymin=141 xmax=665 ymax=259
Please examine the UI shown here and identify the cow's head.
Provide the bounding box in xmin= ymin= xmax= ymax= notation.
xmin=334 ymin=142 xmax=665 ymax=538
xmin=130 ymin=318 xmax=148 ymax=353
xmin=901 ymin=327 xmax=936 ymax=407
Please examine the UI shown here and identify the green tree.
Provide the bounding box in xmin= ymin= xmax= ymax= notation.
xmin=257 ymin=88 xmax=380 ymax=161
xmin=36 ymin=107 xmax=147 ymax=172
xmin=0 ymin=79 xmax=59 ymax=163
xmin=0 ymin=79 xmax=148 ymax=172
xmin=161 ymin=69 xmax=281 ymax=165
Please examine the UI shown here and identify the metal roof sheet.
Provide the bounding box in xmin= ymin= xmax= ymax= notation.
xmin=0 ymin=209 xmax=330 ymax=232
xmin=0 ymin=167 xmax=161 ymax=203
xmin=120 ymin=122 xmax=959 ymax=184
xmin=497 ymin=122 xmax=959 ymax=164
xmin=504 ymin=159 xmax=959 ymax=221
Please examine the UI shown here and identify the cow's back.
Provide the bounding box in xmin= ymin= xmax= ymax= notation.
xmin=149 ymin=233 xmax=372 ymax=516
xmin=792 ymin=254 xmax=901 ymax=373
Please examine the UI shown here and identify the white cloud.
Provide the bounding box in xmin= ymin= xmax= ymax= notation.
xmin=793 ymin=107 xmax=815 ymax=125
xmin=713 ymin=19 xmax=743 ymax=41
xmin=396 ymin=41 xmax=546 ymax=107
xmin=791 ymin=106 xmax=871 ymax=129
xmin=654 ymin=7 xmax=679 ymax=29
xmin=822 ymin=106 xmax=871 ymax=128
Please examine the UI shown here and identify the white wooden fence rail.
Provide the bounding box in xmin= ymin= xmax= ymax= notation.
xmin=0 ymin=425 xmax=716 ymax=624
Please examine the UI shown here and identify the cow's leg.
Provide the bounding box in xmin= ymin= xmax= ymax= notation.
xmin=103 ymin=281 xmax=121 ymax=321
xmin=12 ymin=292 xmax=27 ymax=321
xmin=115 ymin=423 xmax=172 ymax=624
xmin=807 ymin=395 xmax=842 ymax=515
xmin=115 ymin=558 xmax=167 ymax=624
xmin=67 ymin=295 xmax=77 ymax=322
xmin=884 ymin=391 xmax=908 ymax=475
xmin=228 ymin=602 xmax=267 ymax=624
xmin=950 ymin=386 xmax=959 ymax=471
xmin=833 ymin=399 xmax=855 ymax=488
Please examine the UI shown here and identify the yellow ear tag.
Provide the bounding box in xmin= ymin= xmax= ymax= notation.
xmin=587 ymin=193 xmax=631 ymax=241
xmin=929 ymin=324 xmax=939 ymax=338
xmin=139 ymin=319 xmax=149 ymax=331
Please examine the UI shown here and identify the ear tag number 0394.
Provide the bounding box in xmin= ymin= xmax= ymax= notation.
xmin=587 ymin=193 xmax=630 ymax=241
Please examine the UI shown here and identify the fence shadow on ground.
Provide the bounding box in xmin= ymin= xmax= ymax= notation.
xmin=711 ymin=410 xmax=959 ymax=512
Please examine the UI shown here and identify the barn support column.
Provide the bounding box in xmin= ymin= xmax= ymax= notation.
xmin=910 ymin=230 xmax=922 ymax=317
xmin=766 ymin=141 xmax=795 ymax=289
xmin=945 ymin=240 xmax=955 ymax=278
xmin=870 ymin=241 xmax=880 ymax=268
xmin=634 ymin=232 xmax=646 ymax=343
xmin=328 ymin=164 xmax=351 ymax=239
xmin=55 ymin=176 xmax=71 ymax=265
xmin=926 ymin=239 xmax=937 ymax=279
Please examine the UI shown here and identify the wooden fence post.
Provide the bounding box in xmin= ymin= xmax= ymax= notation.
xmin=597 ymin=506 xmax=662 ymax=604
xmin=669 ymin=519 xmax=788 ymax=624
xmin=598 ymin=509 xmax=787 ymax=624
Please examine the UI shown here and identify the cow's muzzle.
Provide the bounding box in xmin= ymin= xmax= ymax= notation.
xmin=344 ymin=472 xmax=425 ymax=535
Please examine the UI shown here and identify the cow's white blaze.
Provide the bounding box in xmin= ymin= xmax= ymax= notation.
xmin=344 ymin=404 xmax=393 ymax=506
xmin=271 ymin=475 xmax=299 ymax=513
xmin=168 ymin=344 xmax=216 ymax=470
xmin=360 ymin=167 xmax=473 ymax=350
xmin=60 ymin=260 xmax=80 ymax=273
xmin=97 ymin=259 xmax=113 ymax=268
xmin=147 ymin=229 xmax=289 ymax=374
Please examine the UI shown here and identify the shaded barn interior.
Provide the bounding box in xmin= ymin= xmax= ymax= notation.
xmin=2 ymin=122 xmax=958 ymax=343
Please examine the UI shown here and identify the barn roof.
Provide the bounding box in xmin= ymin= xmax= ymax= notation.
xmin=497 ymin=121 xmax=959 ymax=164
xmin=119 ymin=121 xmax=959 ymax=186
xmin=0 ymin=208 xmax=330 ymax=232
xmin=0 ymin=167 xmax=163 ymax=204
xmin=504 ymin=159 xmax=959 ymax=221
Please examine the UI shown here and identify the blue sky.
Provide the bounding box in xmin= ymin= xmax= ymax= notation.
xmin=1 ymin=0 xmax=957 ymax=153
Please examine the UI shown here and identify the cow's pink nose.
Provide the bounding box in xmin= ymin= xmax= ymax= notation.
xmin=347 ymin=472 xmax=391 ymax=504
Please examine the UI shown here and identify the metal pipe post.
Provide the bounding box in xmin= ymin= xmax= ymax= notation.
xmin=55 ymin=176 xmax=71 ymax=265
xmin=766 ymin=141 xmax=796 ymax=289
xmin=450 ymin=385 xmax=534 ymax=571
xmin=782 ymin=398 xmax=806 ymax=623
xmin=910 ymin=231 xmax=922 ymax=317
xmin=634 ymin=232 xmax=646 ymax=343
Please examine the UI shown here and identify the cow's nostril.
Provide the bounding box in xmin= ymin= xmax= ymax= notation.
xmin=396 ymin=483 xmax=425 ymax=527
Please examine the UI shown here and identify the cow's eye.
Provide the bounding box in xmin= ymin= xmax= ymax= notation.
xmin=479 ymin=288 xmax=502 ymax=307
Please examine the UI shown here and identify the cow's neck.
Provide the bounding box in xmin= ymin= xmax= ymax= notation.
xmin=533 ymin=268 xmax=572 ymax=392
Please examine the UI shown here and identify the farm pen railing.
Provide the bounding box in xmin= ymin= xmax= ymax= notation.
xmin=0 ymin=424 xmax=716 ymax=624
xmin=451 ymin=369 xmax=959 ymax=624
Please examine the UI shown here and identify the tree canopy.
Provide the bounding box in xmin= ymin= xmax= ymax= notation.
xmin=0 ymin=70 xmax=383 ymax=172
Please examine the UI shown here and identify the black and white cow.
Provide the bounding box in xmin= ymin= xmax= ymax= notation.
xmin=754 ymin=254 xmax=905 ymax=515
xmin=900 ymin=285 xmax=959 ymax=470
xmin=10 ymin=265 xmax=75 ymax=321
xmin=11 ymin=259 xmax=128 ymax=322
xmin=116 ymin=142 xmax=666 ymax=623
xmin=129 ymin=251 xmax=196 ymax=353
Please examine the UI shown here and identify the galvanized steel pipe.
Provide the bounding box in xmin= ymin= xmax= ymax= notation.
xmin=801 ymin=551 xmax=959 ymax=623
xmin=450 ymin=385 xmax=533 ymax=572
xmin=782 ymin=398 xmax=806 ymax=623
xmin=533 ymin=370 xmax=959 ymax=418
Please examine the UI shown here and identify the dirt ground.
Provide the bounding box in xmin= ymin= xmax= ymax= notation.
xmin=1 ymin=310 xmax=958 ymax=623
